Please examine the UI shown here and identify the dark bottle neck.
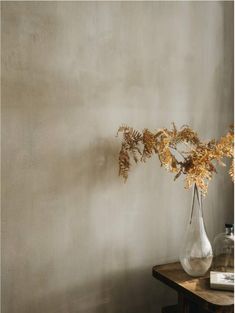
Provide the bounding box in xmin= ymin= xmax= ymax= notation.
xmin=225 ymin=227 xmax=234 ymax=235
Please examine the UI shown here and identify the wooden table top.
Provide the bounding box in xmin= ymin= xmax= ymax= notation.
xmin=152 ymin=262 xmax=234 ymax=308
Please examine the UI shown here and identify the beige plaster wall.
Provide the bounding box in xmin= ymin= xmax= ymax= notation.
xmin=2 ymin=2 xmax=234 ymax=313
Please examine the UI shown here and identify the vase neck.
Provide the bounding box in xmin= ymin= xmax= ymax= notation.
xmin=190 ymin=184 xmax=203 ymax=224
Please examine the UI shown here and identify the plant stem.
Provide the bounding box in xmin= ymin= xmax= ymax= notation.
xmin=169 ymin=145 xmax=187 ymax=161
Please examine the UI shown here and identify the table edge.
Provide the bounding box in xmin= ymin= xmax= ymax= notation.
xmin=152 ymin=265 xmax=234 ymax=308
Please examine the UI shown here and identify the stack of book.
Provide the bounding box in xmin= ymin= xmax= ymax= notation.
xmin=210 ymin=271 xmax=234 ymax=291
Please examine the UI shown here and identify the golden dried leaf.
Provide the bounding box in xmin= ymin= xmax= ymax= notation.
xmin=117 ymin=124 xmax=234 ymax=194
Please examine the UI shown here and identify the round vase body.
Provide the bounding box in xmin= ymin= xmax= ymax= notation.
xmin=180 ymin=184 xmax=213 ymax=277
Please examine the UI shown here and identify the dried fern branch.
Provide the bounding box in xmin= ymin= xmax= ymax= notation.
xmin=117 ymin=124 xmax=234 ymax=194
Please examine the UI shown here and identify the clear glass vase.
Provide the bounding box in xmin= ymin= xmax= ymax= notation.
xmin=180 ymin=184 xmax=213 ymax=277
xmin=212 ymin=224 xmax=234 ymax=272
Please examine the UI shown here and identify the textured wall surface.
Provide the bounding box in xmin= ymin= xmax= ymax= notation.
xmin=2 ymin=2 xmax=234 ymax=313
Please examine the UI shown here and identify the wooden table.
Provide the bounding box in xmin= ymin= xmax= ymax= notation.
xmin=152 ymin=262 xmax=234 ymax=313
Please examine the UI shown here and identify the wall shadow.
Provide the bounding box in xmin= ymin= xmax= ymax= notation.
xmin=18 ymin=266 xmax=177 ymax=313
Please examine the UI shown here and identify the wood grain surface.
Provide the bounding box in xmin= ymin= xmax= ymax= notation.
xmin=152 ymin=262 xmax=234 ymax=310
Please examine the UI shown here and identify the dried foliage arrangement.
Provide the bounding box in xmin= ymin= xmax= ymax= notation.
xmin=117 ymin=124 xmax=234 ymax=194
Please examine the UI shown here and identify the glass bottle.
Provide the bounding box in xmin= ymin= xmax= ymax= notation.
xmin=180 ymin=184 xmax=213 ymax=277
xmin=212 ymin=224 xmax=234 ymax=272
